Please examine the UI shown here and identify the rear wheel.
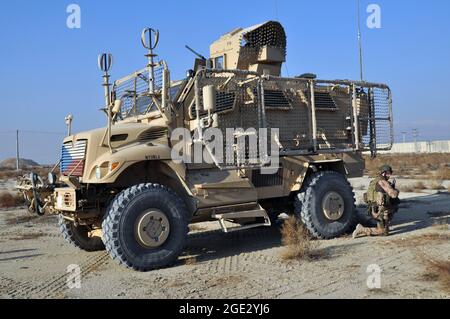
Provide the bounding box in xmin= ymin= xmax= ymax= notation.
xmin=102 ymin=183 xmax=189 ymax=271
xmin=58 ymin=215 xmax=105 ymax=252
xmin=294 ymin=171 xmax=356 ymax=239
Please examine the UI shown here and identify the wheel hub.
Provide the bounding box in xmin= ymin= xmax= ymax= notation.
xmin=135 ymin=210 xmax=170 ymax=248
xmin=322 ymin=191 xmax=345 ymax=221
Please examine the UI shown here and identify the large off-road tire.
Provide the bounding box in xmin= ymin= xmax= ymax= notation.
xmin=102 ymin=183 xmax=189 ymax=271
xmin=58 ymin=215 xmax=105 ymax=252
xmin=294 ymin=171 xmax=356 ymax=239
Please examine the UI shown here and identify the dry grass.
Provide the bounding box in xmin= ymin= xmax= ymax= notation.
xmin=0 ymin=191 xmax=24 ymax=208
xmin=9 ymin=232 xmax=46 ymax=241
xmin=398 ymin=181 xmax=427 ymax=193
xmin=364 ymin=154 xmax=450 ymax=178
xmin=389 ymin=233 xmax=450 ymax=248
xmin=399 ymin=185 xmax=415 ymax=193
xmin=429 ymin=181 xmax=445 ymax=190
xmin=0 ymin=167 xmax=56 ymax=182
xmin=280 ymin=217 xmax=320 ymax=261
xmin=419 ymin=255 xmax=450 ymax=294
xmin=184 ymin=256 xmax=198 ymax=265
xmin=0 ymin=169 xmax=22 ymax=180
xmin=414 ymin=181 xmax=427 ymax=190
xmin=398 ymin=180 xmax=447 ymax=192
xmin=431 ymin=224 xmax=449 ymax=231
xmin=435 ymin=166 xmax=450 ymax=180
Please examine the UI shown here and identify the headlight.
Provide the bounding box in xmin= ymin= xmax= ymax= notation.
xmin=95 ymin=166 xmax=101 ymax=179
xmin=94 ymin=162 xmax=120 ymax=180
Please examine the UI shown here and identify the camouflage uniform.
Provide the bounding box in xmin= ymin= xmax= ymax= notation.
xmin=353 ymin=166 xmax=400 ymax=238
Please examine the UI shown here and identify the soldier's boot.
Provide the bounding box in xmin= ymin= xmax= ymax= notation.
xmin=352 ymin=224 xmax=371 ymax=238
xmin=352 ymin=224 xmax=385 ymax=238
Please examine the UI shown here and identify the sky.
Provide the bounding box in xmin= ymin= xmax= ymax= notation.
xmin=0 ymin=0 xmax=450 ymax=164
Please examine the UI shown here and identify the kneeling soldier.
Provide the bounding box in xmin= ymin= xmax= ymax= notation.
xmin=353 ymin=165 xmax=400 ymax=238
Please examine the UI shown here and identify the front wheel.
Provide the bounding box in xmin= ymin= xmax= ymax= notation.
xmin=294 ymin=171 xmax=356 ymax=239
xmin=102 ymin=183 xmax=189 ymax=271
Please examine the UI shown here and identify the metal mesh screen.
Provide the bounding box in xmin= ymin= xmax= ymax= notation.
xmin=357 ymin=87 xmax=393 ymax=151
xmin=190 ymin=90 xmax=236 ymax=118
xmin=313 ymin=86 xmax=353 ymax=150
xmin=189 ymin=70 xmax=393 ymax=168
xmin=112 ymin=64 xmax=164 ymax=119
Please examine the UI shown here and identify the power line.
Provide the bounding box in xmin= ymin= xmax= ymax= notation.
xmin=401 ymin=131 xmax=407 ymax=143
xmin=0 ymin=130 xmax=65 ymax=135
xmin=21 ymin=130 xmax=66 ymax=135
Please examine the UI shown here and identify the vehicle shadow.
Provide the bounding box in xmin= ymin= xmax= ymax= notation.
xmin=181 ymin=224 xmax=364 ymax=265
xmin=180 ymin=192 xmax=450 ymax=265
xmin=0 ymin=253 xmax=44 ymax=262
xmin=0 ymin=248 xmax=37 ymax=255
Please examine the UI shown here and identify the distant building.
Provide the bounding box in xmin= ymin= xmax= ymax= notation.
xmin=378 ymin=140 xmax=450 ymax=154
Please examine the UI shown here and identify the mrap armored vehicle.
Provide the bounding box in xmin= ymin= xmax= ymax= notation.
xmin=17 ymin=21 xmax=393 ymax=271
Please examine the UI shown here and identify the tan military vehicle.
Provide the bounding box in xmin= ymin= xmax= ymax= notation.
xmin=17 ymin=21 xmax=393 ymax=271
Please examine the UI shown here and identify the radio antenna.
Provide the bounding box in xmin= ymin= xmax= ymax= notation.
xmin=357 ymin=0 xmax=365 ymax=81
xmin=141 ymin=28 xmax=160 ymax=94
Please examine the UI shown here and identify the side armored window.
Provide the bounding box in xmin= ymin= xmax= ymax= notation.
xmin=214 ymin=56 xmax=224 ymax=70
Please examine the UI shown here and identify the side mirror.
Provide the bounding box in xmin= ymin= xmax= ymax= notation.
xmin=202 ymin=85 xmax=216 ymax=113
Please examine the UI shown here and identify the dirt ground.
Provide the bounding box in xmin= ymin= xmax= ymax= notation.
xmin=0 ymin=177 xmax=449 ymax=299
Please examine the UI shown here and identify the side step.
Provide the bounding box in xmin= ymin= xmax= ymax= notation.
xmin=212 ymin=205 xmax=271 ymax=233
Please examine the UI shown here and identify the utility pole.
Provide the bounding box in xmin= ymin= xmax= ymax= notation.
xmin=401 ymin=131 xmax=407 ymax=143
xmin=412 ymin=128 xmax=419 ymax=153
xmin=16 ymin=129 xmax=20 ymax=171
xmin=357 ymin=0 xmax=365 ymax=81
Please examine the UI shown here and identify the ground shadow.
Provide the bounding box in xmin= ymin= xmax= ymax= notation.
xmin=0 ymin=248 xmax=37 ymax=255
xmin=180 ymin=223 xmax=364 ymax=265
xmin=179 ymin=192 xmax=450 ymax=265
xmin=0 ymin=253 xmax=44 ymax=262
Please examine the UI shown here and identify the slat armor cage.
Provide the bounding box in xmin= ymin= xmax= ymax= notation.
xmin=190 ymin=69 xmax=393 ymax=168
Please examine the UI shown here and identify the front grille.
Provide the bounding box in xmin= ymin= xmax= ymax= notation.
xmin=61 ymin=140 xmax=87 ymax=177
xmin=138 ymin=129 xmax=167 ymax=142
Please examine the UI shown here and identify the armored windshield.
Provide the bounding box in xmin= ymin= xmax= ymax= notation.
xmin=112 ymin=63 xmax=178 ymax=121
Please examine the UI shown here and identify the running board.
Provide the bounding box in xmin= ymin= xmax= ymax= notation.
xmin=212 ymin=205 xmax=271 ymax=233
